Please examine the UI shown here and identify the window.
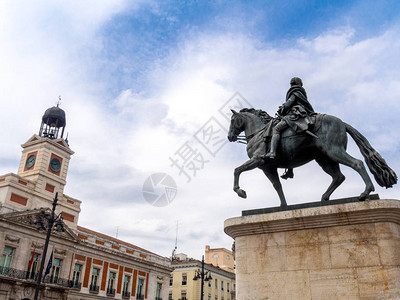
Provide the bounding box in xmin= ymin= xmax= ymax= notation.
xmin=0 ymin=246 xmax=14 ymax=274
xmin=27 ymin=252 xmax=40 ymax=279
xmin=137 ymin=278 xmax=144 ymax=299
xmin=221 ymin=280 xmax=224 ymax=291
xmin=122 ymin=275 xmax=131 ymax=297
xmin=72 ymin=264 xmax=82 ymax=288
xmin=213 ymin=254 xmax=219 ymax=258
xmin=90 ymin=268 xmax=100 ymax=292
xmin=170 ymin=274 xmax=173 ymax=286
xmin=215 ymin=278 xmax=218 ymax=289
xmin=168 ymin=292 xmax=173 ymax=300
xmin=208 ymin=294 xmax=211 ymax=300
xmin=180 ymin=290 xmax=187 ymax=300
xmin=156 ymin=282 xmax=162 ymax=300
xmin=226 ymin=255 xmax=230 ymax=259
xmin=107 ymin=271 xmax=116 ymax=295
xmin=221 ymin=297 xmax=224 ymax=300
xmin=50 ymin=258 xmax=62 ymax=283
xmin=208 ymin=280 xmax=211 ymax=288
xmin=227 ymin=282 xmax=230 ymax=293
xmin=181 ymin=273 xmax=187 ymax=285
xmin=215 ymin=295 xmax=218 ymax=300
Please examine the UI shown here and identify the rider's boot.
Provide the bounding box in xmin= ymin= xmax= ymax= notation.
xmin=264 ymin=133 xmax=280 ymax=159
xmin=281 ymin=168 xmax=294 ymax=179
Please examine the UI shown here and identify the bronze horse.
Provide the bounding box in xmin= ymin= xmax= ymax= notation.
xmin=227 ymin=108 xmax=397 ymax=207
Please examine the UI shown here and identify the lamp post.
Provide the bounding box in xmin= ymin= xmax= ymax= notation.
xmin=33 ymin=192 xmax=65 ymax=300
xmin=193 ymin=255 xmax=212 ymax=300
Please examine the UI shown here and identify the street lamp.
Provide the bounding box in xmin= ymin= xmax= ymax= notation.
xmin=33 ymin=192 xmax=65 ymax=300
xmin=193 ymin=255 xmax=212 ymax=300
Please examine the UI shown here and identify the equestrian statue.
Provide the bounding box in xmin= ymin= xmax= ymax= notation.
xmin=227 ymin=77 xmax=397 ymax=207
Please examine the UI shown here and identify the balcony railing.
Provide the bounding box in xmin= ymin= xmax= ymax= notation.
xmin=155 ymin=297 xmax=163 ymax=300
xmin=0 ymin=267 xmax=76 ymax=289
xmin=89 ymin=284 xmax=100 ymax=293
xmin=106 ymin=287 xmax=116 ymax=296
xmin=122 ymin=291 xmax=131 ymax=299
xmin=136 ymin=295 xmax=145 ymax=300
xmin=71 ymin=280 xmax=82 ymax=290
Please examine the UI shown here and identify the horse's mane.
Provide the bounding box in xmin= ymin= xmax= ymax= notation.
xmin=240 ymin=108 xmax=272 ymax=124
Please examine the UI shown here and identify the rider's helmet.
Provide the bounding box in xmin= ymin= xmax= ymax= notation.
xmin=290 ymin=77 xmax=303 ymax=86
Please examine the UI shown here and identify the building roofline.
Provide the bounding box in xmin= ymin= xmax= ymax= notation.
xmin=77 ymin=225 xmax=163 ymax=258
xmin=207 ymin=247 xmax=233 ymax=253
xmin=171 ymin=259 xmax=235 ymax=278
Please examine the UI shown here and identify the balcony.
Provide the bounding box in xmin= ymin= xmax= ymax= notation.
xmin=122 ymin=291 xmax=131 ymax=299
xmin=71 ymin=280 xmax=82 ymax=290
xmin=155 ymin=297 xmax=163 ymax=300
xmin=89 ymin=284 xmax=100 ymax=293
xmin=106 ymin=287 xmax=116 ymax=296
xmin=136 ymin=295 xmax=145 ymax=300
xmin=0 ymin=267 xmax=75 ymax=289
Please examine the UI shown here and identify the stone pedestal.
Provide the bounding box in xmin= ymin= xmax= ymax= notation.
xmin=224 ymin=199 xmax=400 ymax=300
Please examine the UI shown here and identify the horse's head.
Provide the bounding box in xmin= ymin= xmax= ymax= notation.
xmin=228 ymin=109 xmax=245 ymax=142
xmin=228 ymin=108 xmax=273 ymax=142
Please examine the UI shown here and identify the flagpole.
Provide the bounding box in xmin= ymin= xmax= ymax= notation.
xmin=34 ymin=193 xmax=59 ymax=300
xmin=28 ymin=247 xmax=36 ymax=272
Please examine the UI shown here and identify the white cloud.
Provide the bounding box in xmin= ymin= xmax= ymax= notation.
xmin=0 ymin=3 xmax=399 ymax=259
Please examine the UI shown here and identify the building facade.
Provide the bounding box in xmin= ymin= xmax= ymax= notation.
xmin=204 ymin=246 xmax=234 ymax=273
xmin=169 ymin=257 xmax=235 ymax=300
xmin=0 ymin=105 xmax=171 ymax=300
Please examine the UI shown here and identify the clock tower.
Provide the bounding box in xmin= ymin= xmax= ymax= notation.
xmin=0 ymin=104 xmax=81 ymax=228
xmin=17 ymin=104 xmax=73 ymax=196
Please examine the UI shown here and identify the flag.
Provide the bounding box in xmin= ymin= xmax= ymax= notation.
xmin=28 ymin=247 xmax=36 ymax=271
xmin=44 ymin=251 xmax=53 ymax=277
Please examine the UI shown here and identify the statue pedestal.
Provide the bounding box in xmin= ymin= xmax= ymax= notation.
xmin=224 ymin=199 xmax=400 ymax=300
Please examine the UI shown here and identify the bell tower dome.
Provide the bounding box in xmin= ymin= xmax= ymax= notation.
xmin=39 ymin=104 xmax=66 ymax=139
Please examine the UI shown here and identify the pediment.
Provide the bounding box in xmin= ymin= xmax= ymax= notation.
xmin=23 ymin=134 xmax=41 ymax=145
xmin=0 ymin=208 xmax=80 ymax=242
xmin=21 ymin=135 xmax=73 ymax=154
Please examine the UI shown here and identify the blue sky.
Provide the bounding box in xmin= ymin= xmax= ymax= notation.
xmin=0 ymin=0 xmax=400 ymax=259
xmin=92 ymin=0 xmax=400 ymax=95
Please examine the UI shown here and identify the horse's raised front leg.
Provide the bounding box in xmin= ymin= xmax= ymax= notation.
xmin=261 ymin=166 xmax=287 ymax=207
xmin=233 ymin=156 xmax=264 ymax=198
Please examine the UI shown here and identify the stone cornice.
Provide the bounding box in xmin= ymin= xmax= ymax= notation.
xmin=224 ymin=199 xmax=400 ymax=239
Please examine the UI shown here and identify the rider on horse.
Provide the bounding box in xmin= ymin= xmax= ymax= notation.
xmin=264 ymin=77 xmax=316 ymax=178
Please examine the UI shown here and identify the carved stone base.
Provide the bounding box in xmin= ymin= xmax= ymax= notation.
xmin=224 ymin=199 xmax=400 ymax=300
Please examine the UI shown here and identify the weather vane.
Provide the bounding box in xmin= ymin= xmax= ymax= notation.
xmin=57 ymin=95 xmax=61 ymax=107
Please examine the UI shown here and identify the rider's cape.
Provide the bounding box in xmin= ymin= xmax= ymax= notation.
xmin=281 ymin=87 xmax=316 ymax=133
xmin=282 ymin=104 xmax=313 ymax=132
xmin=264 ymin=87 xmax=316 ymax=137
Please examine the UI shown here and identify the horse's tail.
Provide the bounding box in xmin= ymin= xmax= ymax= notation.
xmin=345 ymin=123 xmax=397 ymax=188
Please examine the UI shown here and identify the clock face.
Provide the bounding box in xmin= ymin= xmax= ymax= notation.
xmin=25 ymin=154 xmax=36 ymax=169
xmin=49 ymin=157 xmax=61 ymax=172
